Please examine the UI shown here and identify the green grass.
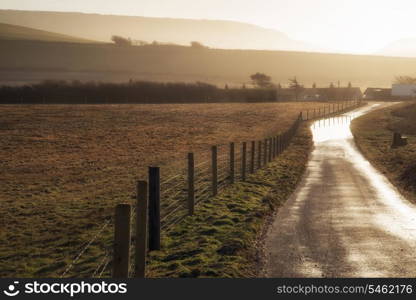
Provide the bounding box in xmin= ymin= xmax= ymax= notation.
xmin=145 ymin=125 xmax=312 ymax=277
xmin=0 ymin=103 xmax=319 ymax=278
xmin=351 ymin=102 xmax=416 ymax=203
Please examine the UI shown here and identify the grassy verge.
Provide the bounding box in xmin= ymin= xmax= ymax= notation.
xmin=146 ymin=125 xmax=312 ymax=278
xmin=351 ymin=102 xmax=416 ymax=203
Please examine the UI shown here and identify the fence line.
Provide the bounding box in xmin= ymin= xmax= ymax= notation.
xmin=109 ymin=100 xmax=361 ymax=277
xmin=61 ymin=99 xmax=363 ymax=278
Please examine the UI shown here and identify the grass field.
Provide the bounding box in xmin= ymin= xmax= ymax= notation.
xmin=147 ymin=125 xmax=312 ymax=278
xmin=0 ymin=101 xmax=323 ymax=277
xmin=351 ymin=102 xmax=416 ymax=203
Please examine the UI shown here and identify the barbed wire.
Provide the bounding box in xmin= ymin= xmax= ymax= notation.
xmin=98 ymin=257 xmax=111 ymax=278
xmin=60 ymin=218 xmax=112 ymax=278
xmin=92 ymin=251 xmax=110 ymax=278
xmin=161 ymin=202 xmax=186 ymax=225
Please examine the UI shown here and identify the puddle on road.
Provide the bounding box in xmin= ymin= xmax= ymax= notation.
xmin=309 ymin=103 xmax=416 ymax=247
xmin=311 ymin=103 xmax=380 ymax=143
xmin=311 ymin=115 xmax=353 ymax=143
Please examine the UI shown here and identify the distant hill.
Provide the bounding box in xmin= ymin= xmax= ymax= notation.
xmin=0 ymin=22 xmax=97 ymax=43
xmin=1 ymin=39 xmax=416 ymax=88
xmin=0 ymin=9 xmax=322 ymax=52
xmin=377 ymin=38 xmax=416 ymax=58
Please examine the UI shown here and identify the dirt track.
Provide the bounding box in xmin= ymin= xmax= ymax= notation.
xmin=263 ymin=102 xmax=416 ymax=277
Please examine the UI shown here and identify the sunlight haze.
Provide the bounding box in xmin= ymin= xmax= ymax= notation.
xmin=1 ymin=0 xmax=416 ymax=54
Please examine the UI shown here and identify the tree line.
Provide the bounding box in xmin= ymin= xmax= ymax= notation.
xmin=111 ymin=35 xmax=208 ymax=49
xmin=0 ymin=80 xmax=277 ymax=104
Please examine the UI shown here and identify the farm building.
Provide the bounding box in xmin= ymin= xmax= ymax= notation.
xmin=392 ymin=84 xmax=416 ymax=97
xmin=363 ymin=88 xmax=392 ymax=100
xmin=277 ymin=87 xmax=362 ymax=101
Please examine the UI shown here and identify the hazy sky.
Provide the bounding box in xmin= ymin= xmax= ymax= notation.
xmin=2 ymin=0 xmax=416 ymax=54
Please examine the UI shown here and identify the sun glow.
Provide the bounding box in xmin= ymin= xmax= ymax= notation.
xmin=2 ymin=0 xmax=416 ymax=54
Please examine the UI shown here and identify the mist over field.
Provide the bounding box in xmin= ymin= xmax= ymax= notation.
xmin=1 ymin=10 xmax=416 ymax=88
xmin=1 ymin=38 xmax=416 ymax=88
xmin=0 ymin=9 xmax=317 ymax=51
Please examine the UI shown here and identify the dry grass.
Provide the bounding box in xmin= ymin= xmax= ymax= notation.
xmin=0 ymin=101 xmax=324 ymax=277
xmin=351 ymin=102 xmax=416 ymax=204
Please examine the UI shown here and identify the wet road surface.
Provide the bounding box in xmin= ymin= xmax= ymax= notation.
xmin=264 ymin=102 xmax=416 ymax=277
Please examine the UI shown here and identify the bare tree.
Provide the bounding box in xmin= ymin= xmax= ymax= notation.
xmin=288 ymin=77 xmax=304 ymax=100
xmin=250 ymin=73 xmax=273 ymax=88
xmin=395 ymin=76 xmax=416 ymax=84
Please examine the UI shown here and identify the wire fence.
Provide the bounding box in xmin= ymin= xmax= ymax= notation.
xmin=59 ymin=99 xmax=363 ymax=278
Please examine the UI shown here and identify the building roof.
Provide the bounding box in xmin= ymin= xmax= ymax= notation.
xmin=364 ymin=88 xmax=392 ymax=97
xmin=276 ymin=87 xmax=362 ymax=100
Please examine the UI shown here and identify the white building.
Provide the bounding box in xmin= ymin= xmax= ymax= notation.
xmin=392 ymin=84 xmax=416 ymax=97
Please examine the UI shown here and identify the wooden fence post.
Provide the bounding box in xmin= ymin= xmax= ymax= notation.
xmin=135 ymin=181 xmax=147 ymax=278
xmin=211 ymin=146 xmax=218 ymax=196
xmin=306 ymin=110 xmax=309 ymax=120
xmin=283 ymin=132 xmax=287 ymax=150
xmin=187 ymin=153 xmax=195 ymax=216
xmin=230 ymin=142 xmax=235 ymax=184
xmin=277 ymin=135 xmax=280 ymax=152
xmin=283 ymin=131 xmax=287 ymax=151
xmin=258 ymin=140 xmax=262 ymax=169
xmin=282 ymin=132 xmax=287 ymax=151
xmin=266 ymin=138 xmax=269 ymax=162
xmin=242 ymin=142 xmax=247 ymax=181
xmin=275 ymin=136 xmax=279 ymax=156
xmin=263 ymin=139 xmax=267 ymax=165
xmin=274 ymin=135 xmax=279 ymax=157
xmin=113 ymin=204 xmax=131 ymax=278
xmin=276 ymin=136 xmax=279 ymax=155
xmin=250 ymin=141 xmax=255 ymax=173
xmin=272 ymin=137 xmax=276 ymax=158
xmin=268 ymin=138 xmax=272 ymax=162
xmin=148 ymin=167 xmax=160 ymax=251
